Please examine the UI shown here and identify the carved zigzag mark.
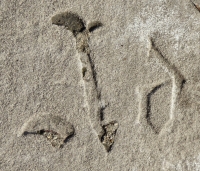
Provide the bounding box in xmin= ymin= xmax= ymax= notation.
xmin=138 ymin=39 xmax=185 ymax=134
xmin=136 ymin=38 xmax=185 ymax=134
xmin=149 ymin=39 xmax=185 ymax=121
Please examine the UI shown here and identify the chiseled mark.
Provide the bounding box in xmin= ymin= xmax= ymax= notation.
xmin=135 ymin=80 xmax=169 ymax=134
xmin=191 ymin=1 xmax=200 ymax=12
xmin=52 ymin=12 xmax=118 ymax=152
xmin=146 ymin=83 xmax=164 ymax=134
xmin=18 ymin=113 xmax=74 ymax=148
xmin=52 ymin=12 xmax=85 ymax=36
xmin=88 ymin=21 xmax=103 ymax=32
xmin=100 ymin=121 xmax=119 ymax=152
xmin=147 ymin=38 xmax=185 ymax=134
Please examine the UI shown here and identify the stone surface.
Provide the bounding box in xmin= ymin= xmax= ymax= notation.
xmin=0 ymin=0 xmax=200 ymax=170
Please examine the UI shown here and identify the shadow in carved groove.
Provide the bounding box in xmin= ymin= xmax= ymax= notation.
xmin=191 ymin=0 xmax=200 ymax=12
xmin=146 ymin=84 xmax=164 ymax=134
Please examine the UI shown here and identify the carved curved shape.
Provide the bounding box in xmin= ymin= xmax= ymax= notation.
xmin=52 ymin=12 xmax=85 ymax=36
xmin=18 ymin=113 xmax=74 ymax=148
xmin=136 ymin=80 xmax=169 ymax=134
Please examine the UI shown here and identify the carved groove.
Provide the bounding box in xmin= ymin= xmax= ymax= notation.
xmin=136 ymin=38 xmax=185 ymax=135
xmin=150 ymin=38 xmax=185 ymax=121
xmin=52 ymin=12 xmax=117 ymax=151
xmin=146 ymin=84 xmax=164 ymax=134
xmin=18 ymin=113 xmax=74 ymax=148
xmin=191 ymin=0 xmax=200 ymax=12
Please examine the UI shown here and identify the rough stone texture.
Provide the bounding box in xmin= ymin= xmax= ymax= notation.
xmin=0 ymin=0 xmax=200 ymax=170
